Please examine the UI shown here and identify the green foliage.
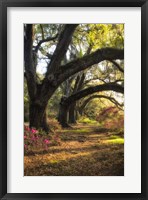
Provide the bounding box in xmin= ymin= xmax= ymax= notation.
xmin=105 ymin=138 xmax=124 ymax=144
xmin=64 ymin=128 xmax=90 ymax=133
xmin=78 ymin=116 xmax=97 ymax=124
xmin=73 ymin=24 xmax=124 ymax=55
xmin=82 ymin=98 xmax=102 ymax=119
xmin=87 ymin=24 xmax=124 ymax=50
xmin=109 ymin=135 xmax=120 ymax=139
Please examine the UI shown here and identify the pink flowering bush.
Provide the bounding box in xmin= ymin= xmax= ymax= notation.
xmin=96 ymin=107 xmax=124 ymax=130
xmin=24 ymin=125 xmax=61 ymax=154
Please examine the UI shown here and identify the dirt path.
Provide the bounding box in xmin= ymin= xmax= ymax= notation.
xmin=24 ymin=124 xmax=124 ymax=176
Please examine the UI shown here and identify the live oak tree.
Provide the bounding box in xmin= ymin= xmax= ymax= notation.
xmin=24 ymin=24 xmax=124 ymax=131
xmin=58 ymin=82 xmax=124 ymax=127
xmin=59 ymin=58 xmax=124 ymax=126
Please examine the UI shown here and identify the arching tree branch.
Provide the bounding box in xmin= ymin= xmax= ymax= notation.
xmin=58 ymin=82 xmax=124 ymax=127
xmin=79 ymin=94 xmax=123 ymax=114
xmin=56 ymin=48 xmax=124 ymax=85
xmin=62 ymin=82 xmax=124 ymax=106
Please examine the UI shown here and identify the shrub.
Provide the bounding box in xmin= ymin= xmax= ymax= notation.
xmin=96 ymin=107 xmax=124 ymax=130
xmin=24 ymin=125 xmax=61 ymax=154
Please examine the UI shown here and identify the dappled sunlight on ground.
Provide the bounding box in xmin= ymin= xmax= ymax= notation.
xmin=24 ymin=124 xmax=124 ymax=176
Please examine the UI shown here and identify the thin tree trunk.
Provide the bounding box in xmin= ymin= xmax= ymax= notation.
xmin=69 ymin=103 xmax=76 ymax=124
xmin=58 ymin=103 xmax=70 ymax=127
xmin=78 ymin=107 xmax=83 ymax=116
xmin=75 ymin=109 xmax=79 ymax=121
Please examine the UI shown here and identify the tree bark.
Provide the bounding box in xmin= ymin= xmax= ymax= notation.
xmin=58 ymin=104 xmax=69 ymax=128
xmin=24 ymin=24 xmax=37 ymax=100
xmin=63 ymin=82 xmax=124 ymax=106
xmin=29 ymin=102 xmax=49 ymax=132
xmin=68 ymin=103 xmax=76 ymax=124
xmin=56 ymin=48 xmax=124 ymax=85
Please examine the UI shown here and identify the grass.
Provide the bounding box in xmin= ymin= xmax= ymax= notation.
xmin=78 ymin=117 xmax=98 ymax=124
xmin=24 ymin=124 xmax=124 ymax=176
xmin=60 ymin=128 xmax=90 ymax=133
xmin=104 ymin=138 xmax=124 ymax=144
xmin=109 ymin=135 xmax=121 ymax=139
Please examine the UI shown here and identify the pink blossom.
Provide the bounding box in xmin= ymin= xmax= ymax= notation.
xmin=24 ymin=144 xmax=28 ymax=149
xmin=31 ymin=129 xmax=37 ymax=134
xmin=44 ymin=139 xmax=50 ymax=144
xmin=31 ymin=136 xmax=38 ymax=141
xmin=24 ymin=135 xmax=27 ymax=139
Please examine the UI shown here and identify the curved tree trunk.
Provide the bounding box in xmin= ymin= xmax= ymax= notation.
xmin=68 ymin=103 xmax=76 ymax=124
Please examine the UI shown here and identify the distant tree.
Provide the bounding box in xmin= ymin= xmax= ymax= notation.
xmin=78 ymin=94 xmax=123 ymax=116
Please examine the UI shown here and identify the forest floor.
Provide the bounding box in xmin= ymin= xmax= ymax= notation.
xmin=24 ymin=124 xmax=124 ymax=176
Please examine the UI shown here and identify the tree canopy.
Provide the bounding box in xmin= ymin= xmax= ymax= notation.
xmin=24 ymin=23 xmax=124 ymax=130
